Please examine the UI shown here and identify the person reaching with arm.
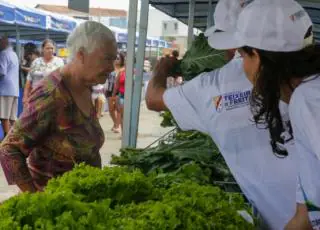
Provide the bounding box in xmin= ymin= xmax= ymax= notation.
xmin=208 ymin=0 xmax=320 ymax=228
xmin=146 ymin=0 xmax=299 ymax=229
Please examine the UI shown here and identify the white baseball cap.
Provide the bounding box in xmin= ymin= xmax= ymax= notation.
xmin=208 ymin=0 xmax=314 ymax=52
xmin=204 ymin=0 xmax=254 ymax=37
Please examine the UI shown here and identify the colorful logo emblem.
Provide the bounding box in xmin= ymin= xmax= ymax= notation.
xmin=213 ymin=90 xmax=251 ymax=113
xmin=213 ymin=95 xmax=223 ymax=112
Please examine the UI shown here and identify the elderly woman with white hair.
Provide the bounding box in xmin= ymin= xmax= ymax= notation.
xmin=0 ymin=21 xmax=117 ymax=193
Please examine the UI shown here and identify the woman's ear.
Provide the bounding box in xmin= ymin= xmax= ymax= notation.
xmin=76 ymin=47 xmax=86 ymax=64
xmin=252 ymin=49 xmax=261 ymax=66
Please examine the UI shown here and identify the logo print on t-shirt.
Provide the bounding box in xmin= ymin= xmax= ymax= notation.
xmin=213 ymin=90 xmax=251 ymax=113
xmin=213 ymin=95 xmax=223 ymax=112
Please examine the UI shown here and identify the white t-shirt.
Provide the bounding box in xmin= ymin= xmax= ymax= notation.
xmin=163 ymin=58 xmax=297 ymax=229
xmin=27 ymin=56 xmax=65 ymax=87
xmin=289 ymin=75 xmax=320 ymax=229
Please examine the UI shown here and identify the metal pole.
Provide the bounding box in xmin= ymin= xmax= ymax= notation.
xmin=207 ymin=0 xmax=213 ymax=29
xmin=187 ymin=0 xmax=195 ymax=48
xmin=15 ymin=25 xmax=21 ymax=60
xmin=122 ymin=0 xmax=138 ymax=148
xmin=129 ymin=0 xmax=150 ymax=148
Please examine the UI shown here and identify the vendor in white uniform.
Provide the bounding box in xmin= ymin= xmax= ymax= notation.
xmin=146 ymin=0 xmax=298 ymax=229
xmin=208 ymin=0 xmax=320 ymax=229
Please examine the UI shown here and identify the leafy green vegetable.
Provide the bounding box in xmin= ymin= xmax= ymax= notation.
xmin=0 ymin=165 xmax=254 ymax=229
xmin=180 ymin=33 xmax=227 ymax=80
xmin=111 ymin=131 xmax=238 ymax=192
xmin=46 ymin=165 xmax=158 ymax=205
xmin=160 ymin=111 xmax=176 ymax=127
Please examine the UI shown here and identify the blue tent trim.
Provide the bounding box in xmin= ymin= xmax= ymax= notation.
xmin=49 ymin=16 xmax=77 ymax=33
xmin=15 ymin=7 xmax=46 ymax=29
xmin=0 ymin=3 xmax=15 ymax=24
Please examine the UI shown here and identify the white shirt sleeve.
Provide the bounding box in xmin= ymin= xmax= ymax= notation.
xmin=56 ymin=57 xmax=65 ymax=68
xmin=0 ymin=52 xmax=8 ymax=79
xmin=289 ymin=83 xmax=320 ymax=160
xmin=163 ymin=70 xmax=221 ymax=134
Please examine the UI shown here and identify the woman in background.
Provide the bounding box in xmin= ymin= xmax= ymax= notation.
xmin=23 ymin=39 xmax=64 ymax=106
xmin=112 ymin=52 xmax=126 ymax=134
xmin=92 ymin=83 xmax=107 ymax=119
xmin=20 ymin=43 xmax=40 ymax=88
xmin=105 ymin=54 xmax=124 ymax=133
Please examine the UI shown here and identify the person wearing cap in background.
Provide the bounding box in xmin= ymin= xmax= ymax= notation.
xmin=21 ymin=43 xmax=40 ymax=88
xmin=0 ymin=36 xmax=19 ymax=139
xmin=143 ymin=58 xmax=152 ymax=98
xmin=209 ymin=0 xmax=320 ymax=229
xmin=146 ymin=0 xmax=299 ymax=229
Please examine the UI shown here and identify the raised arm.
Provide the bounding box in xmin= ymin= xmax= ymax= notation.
xmin=145 ymin=57 xmax=179 ymax=112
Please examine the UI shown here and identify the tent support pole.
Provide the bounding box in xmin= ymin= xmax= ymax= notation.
xmin=15 ymin=25 xmax=21 ymax=60
xmin=207 ymin=0 xmax=213 ymax=29
xmin=129 ymin=0 xmax=150 ymax=148
xmin=122 ymin=0 xmax=138 ymax=148
xmin=187 ymin=0 xmax=195 ymax=48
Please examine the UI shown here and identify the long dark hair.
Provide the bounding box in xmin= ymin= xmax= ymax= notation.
xmin=117 ymin=52 xmax=125 ymax=68
xmin=242 ymin=42 xmax=320 ymax=156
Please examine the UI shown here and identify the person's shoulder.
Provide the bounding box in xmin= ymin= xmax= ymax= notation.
xmin=290 ymin=75 xmax=320 ymax=111
xmin=28 ymin=70 xmax=69 ymax=106
xmin=0 ymin=47 xmax=15 ymax=58
xmin=221 ymin=57 xmax=243 ymax=74
xmin=3 ymin=48 xmax=19 ymax=64
xmin=294 ymin=75 xmax=320 ymax=99
xmin=191 ymin=58 xmax=243 ymax=88
xmin=53 ymin=56 xmax=64 ymax=64
xmin=53 ymin=56 xmax=63 ymax=62
xmin=32 ymin=57 xmax=42 ymax=65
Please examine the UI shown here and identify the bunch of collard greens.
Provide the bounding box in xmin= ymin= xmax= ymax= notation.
xmin=0 ymin=164 xmax=254 ymax=230
xmin=162 ymin=33 xmax=227 ymax=127
xmin=111 ymin=131 xmax=240 ymax=192
xmin=180 ymin=33 xmax=227 ymax=80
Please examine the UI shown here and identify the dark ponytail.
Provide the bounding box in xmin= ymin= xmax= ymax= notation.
xmin=242 ymin=43 xmax=320 ymax=156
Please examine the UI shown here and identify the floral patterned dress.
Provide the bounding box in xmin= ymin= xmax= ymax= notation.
xmin=0 ymin=69 xmax=105 ymax=189
xmin=27 ymin=56 xmax=65 ymax=88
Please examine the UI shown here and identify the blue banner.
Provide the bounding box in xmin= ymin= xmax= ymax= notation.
xmin=117 ymin=32 xmax=127 ymax=43
xmin=50 ymin=16 xmax=76 ymax=33
xmin=146 ymin=39 xmax=152 ymax=47
xmin=159 ymin=40 xmax=166 ymax=48
xmin=152 ymin=39 xmax=159 ymax=47
xmin=15 ymin=7 xmax=46 ymax=29
xmin=0 ymin=4 xmax=15 ymax=24
xmin=9 ymin=38 xmax=42 ymax=45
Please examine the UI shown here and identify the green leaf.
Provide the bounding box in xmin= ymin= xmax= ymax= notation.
xmin=180 ymin=33 xmax=227 ymax=80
